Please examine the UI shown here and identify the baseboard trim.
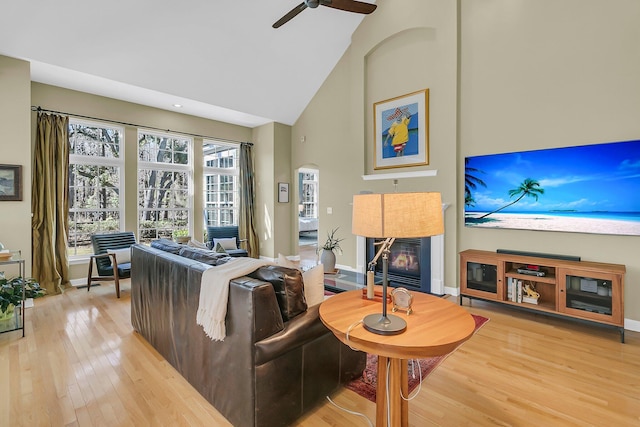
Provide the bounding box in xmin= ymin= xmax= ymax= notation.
xmin=444 ymin=285 xmax=459 ymax=297
xmin=70 ymin=278 xmax=86 ymax=287
xmin=624 ymin=318 xmax=640 ymax=332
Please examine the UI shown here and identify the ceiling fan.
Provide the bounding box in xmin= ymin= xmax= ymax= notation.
xmin=272 ymin=0 xmax=377 ymax=29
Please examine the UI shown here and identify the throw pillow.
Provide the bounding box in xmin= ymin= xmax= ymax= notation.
xmin=106 ymin=247 xmax=131 ymax=265
xmin=302 ymin=264 xmax=325 ymax=307
xmin=249 ymin=265 xmax=307 ymax=321
xmin=214 ymin=237 xmax=238 ymax=250
xmin=214 ymin=242 xmax=228 ymax=254
xmin=187 ymin=238 xmax=208 ymax=249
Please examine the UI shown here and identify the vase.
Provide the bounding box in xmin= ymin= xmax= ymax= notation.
xmin=175 ymin=236 xmax=191 ymax=244
xmin=0 ymin=304 xmax=15 ymax=322
xmin=320 ymin=250 xmax=336 ymax=273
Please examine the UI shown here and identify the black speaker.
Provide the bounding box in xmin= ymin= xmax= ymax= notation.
xmin=496 ymin=249 xmax=580 ymax=262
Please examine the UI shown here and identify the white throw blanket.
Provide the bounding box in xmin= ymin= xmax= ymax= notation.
xmin=196 ymin=257 xmax=271 ymax=341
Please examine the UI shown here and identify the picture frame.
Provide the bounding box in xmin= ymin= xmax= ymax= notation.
xmin=374 ymin=89 xmax=429 ymax=170
xmin=0 ymin=164 xmax=22 ymax=201
xmin=278 ymin=182 xmax=289 ymax=203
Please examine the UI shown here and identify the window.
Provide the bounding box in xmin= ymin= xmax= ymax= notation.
xmin=137 ymin=131 xmax=192 ymax=244
xmin=68 ymin=120 xmax=125 ymax=256
xmin=203 ymin=142 xmax=239 ymax=227
xmin=300 ymin=170 xmax=318 ymax=218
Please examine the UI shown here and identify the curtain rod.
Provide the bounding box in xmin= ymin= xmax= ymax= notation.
xmin=30 ymin=106 xmax=252 ymax=146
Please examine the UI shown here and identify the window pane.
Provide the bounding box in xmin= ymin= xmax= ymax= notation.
xmin=203 ymin=142 xmax=239 ymax=229
xmin=68 ymin=121 xmax=124 ymax=257
xmin=69 ymin=124 xmax=121 ymax=158
xmin=203 ymin=143 xmax=237 ymax=169
xmin=139 ymin=133 xmax=190 ymax=164
xmin=138 ymin=131 xmax=192 ymax=244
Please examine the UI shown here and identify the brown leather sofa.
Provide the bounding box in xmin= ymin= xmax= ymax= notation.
xmin=130 ymin=243 xmax=365 ymax=427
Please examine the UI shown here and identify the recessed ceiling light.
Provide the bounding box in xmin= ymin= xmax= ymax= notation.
xmin=173 ymin=103 xmax=183 ymax=108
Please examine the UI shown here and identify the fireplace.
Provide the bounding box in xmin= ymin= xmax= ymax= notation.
xmin=366 ymin=237 xmax=432 ymax=293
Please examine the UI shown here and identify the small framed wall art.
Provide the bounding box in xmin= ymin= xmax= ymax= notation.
xmin=373 ymin=89 xmax=429 ymax=170
xmin=278 ymin=182 xmax=289 ymax=203
xmin=0 ymin=164 xmax=22 ymax=201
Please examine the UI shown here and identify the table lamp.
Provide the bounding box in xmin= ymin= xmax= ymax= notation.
xmin=352 ymin=192 xmax=444 ymax=335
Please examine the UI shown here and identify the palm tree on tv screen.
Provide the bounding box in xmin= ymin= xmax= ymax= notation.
xmin=464 ymin=158 xmax=486 ymax=206
xmin=479 ymin=178 xmax=545 ymax=219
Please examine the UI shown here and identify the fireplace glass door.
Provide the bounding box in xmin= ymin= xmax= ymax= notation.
xmin=367 ymin=237 xmax=431 ymax=293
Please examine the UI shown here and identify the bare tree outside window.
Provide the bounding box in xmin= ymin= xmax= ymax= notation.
xmin=68 ymin=120 xmax=124 ymax=256
xmin=138 ymin=132 xmax=192 ymax=244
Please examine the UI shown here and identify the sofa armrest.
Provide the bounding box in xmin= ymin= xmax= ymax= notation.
xmin=254 ymin=304 xmax=328 ymax=365
xmin=229 ymin=276 xmax=285 ymax=342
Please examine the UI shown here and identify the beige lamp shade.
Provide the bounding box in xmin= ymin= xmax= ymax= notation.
xmin=352 ymin=192 xmax=444 ymax=238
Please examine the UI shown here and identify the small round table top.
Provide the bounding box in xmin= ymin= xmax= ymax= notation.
xmin=319 ymin=287 xmax=476 ymax=359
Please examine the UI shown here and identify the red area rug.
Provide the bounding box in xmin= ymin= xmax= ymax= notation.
xmin=345 ymin=314 xmax=489 ymax=402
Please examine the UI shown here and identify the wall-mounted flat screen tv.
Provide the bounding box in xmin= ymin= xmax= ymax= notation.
xmin=464 ymin=139 xmax=640 ymax=236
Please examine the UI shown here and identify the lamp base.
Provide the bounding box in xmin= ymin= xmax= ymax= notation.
xmin=362 ymin=313 xmax=407 ymax=335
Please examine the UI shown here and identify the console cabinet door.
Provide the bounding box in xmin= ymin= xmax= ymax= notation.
xmin=460 ymin=253 xmax=503 ymax=300
xmin=558 ymin=268 xmax=623 ymax=326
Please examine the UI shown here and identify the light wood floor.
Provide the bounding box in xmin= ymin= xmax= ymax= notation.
xmin=2 ymin=278 xmax=639 ymax=427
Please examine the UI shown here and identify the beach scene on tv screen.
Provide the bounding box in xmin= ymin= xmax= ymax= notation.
xmin=464 ymin=139 xmax=640 ymax=236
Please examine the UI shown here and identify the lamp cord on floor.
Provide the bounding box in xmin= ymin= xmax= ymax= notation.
xmin=326 ymin=396 xmax=374 ymax=427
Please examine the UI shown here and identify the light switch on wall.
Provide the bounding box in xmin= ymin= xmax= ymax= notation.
xmin=327 ymin=207 xmax=333 ymax=214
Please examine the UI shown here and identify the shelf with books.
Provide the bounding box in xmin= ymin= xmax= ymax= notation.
xmin=505 ymin=277 xmax=556 ymax=311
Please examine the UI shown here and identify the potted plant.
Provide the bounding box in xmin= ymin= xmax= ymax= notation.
xmin=173 ymin=229 xmax=191 ymax=244
xmin=319 ymin=228 xmax=344 ymax=273
xmin=0 ymin=274 xmax=46 ymax=321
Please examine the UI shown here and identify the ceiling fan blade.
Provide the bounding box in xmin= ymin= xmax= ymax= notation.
xmin=273 ymin=2 xmax=308 ymax=28
xmin=321 ymin=0 xmax=377 ymax=14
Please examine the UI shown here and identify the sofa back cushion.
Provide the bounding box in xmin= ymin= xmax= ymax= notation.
xmin=150 ymin=239 xmax=183 ymax=254
xmin=178 ymin=246 xmax=232 ymax=266
xmin=249 ymin=265 xmax=307 ymax=321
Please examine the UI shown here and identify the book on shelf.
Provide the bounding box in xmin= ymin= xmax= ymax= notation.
xmin=517 ymin=280 xmax=523 ymax=303
xmin=522 ymin=296 xmax=539 ymax=305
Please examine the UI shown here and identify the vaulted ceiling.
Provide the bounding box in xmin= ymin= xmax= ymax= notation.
xmin=1 ymin=0 xmax=377 ymax=127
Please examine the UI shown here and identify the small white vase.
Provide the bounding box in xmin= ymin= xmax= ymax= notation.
xmin=320 ymin=250 xmax=336 ymax=273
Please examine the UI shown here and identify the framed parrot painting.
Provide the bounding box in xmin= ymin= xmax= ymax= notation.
xmin=373 ymin=89 xmax=429 ymax=170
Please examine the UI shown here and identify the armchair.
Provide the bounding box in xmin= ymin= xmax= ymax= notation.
xmin=206 ymin=226 xmax=248 ymax=257
xmin=87 ymin=232 xmax=136 ymax=298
